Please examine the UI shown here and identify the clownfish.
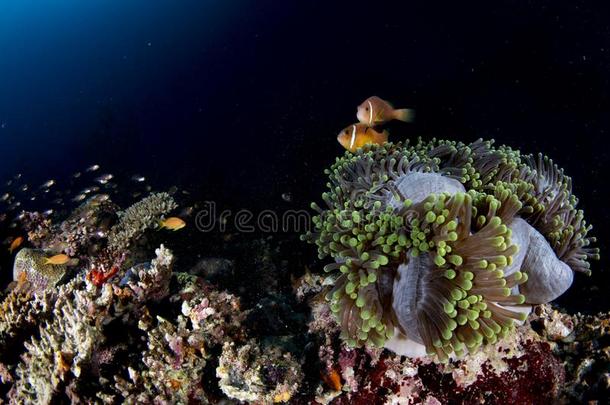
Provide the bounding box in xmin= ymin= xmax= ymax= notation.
xmin=337 ymin=123 xmax=388 ymax=152
xmin=357 ymin=96 xmax=415 ymax=126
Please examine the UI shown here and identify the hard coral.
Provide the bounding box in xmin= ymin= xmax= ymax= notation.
xmin=114 ymin=316 xmax=208 ymax=404
xmin=107 ymin=192 xmax=177 ymax=255
xmin=5 ymin=245 xmax=175 ymax=404
xmin=303 ymin=138 xmax=598 ymax=359
xmin=41 ymin=194 xmax=119 ymax=258
xmin=12 ymin=248 xmax=69 ymax=293
xmin=309 ymin=295 xmax=567 ymax=404
xmin=217 ymin=339 xmax=303 ymax=403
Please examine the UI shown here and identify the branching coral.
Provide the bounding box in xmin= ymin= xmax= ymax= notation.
xmin=303 ymin=138 xmax=599 ymax=360
xmin=114 ymin=316 xmax=209 ymax=404
xmin=125 ymin=244 xmax=174 ymax=302
xmin=7 ymin=245 xmax=175 ymax=404
xmin=107 ymin=192 xmax=177 ymax=255
xmin=0 ymin=283 xmax=52 ymax=358
xmin=9 ymin=277 xmax=109 ymax=404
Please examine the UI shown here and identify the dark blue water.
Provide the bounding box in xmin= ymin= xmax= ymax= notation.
xmin=1 ymin=1 xmax=609 ymax=310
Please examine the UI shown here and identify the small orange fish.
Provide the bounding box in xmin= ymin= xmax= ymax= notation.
xmin=337 ymin=123 xmax=388 ymax=152
xmin=44 ymin=254 xmax=70 ymax=265
xmin=322 ymin=368 xmax=342 ymax=391
xmin=8 ymin=236 xmax=24 ymax=254
xmin=159 ymin=217 xmax=186 ymax=231
xmin=357 ymin=96 xmax=415 ymax=126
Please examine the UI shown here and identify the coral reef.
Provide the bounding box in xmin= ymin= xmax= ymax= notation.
xmin=303 ymin=139 xmax=599 ymax=359
xmin=47 ymin=194 xmax=120 ymax=258
xmin=178 ymin=278 xmax=246 ymax=346
xmin=6 ymin=244 xmax=174 ymax=403
xmin=217 ymin=339 xmax=303 ymax=403
xmin=10 ymin=277 xmax=110 ymax=403
xmin=531 ymin=305 xmax=610 ymax=402
xmin=0 ymin=284 xmax=52 ymax=357
xmin=1 ymin=190 xmax=307 ymax=404
xmin=107 ymin=192 xmax=177 ymax=255
xmin=12 ymin=248 xmax=68 ymax=292
xmin=114 ymin=316 xmax=208 ymax=404
xmin=0 ymin=138 xmax=606 ymax=403
xmin=298 ymin=274 xmax=609 ymax=403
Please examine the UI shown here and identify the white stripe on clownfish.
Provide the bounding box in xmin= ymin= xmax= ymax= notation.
xmin=349 ymin=125 xmax=357 ymax=149
xmin=368 ymin=100 xmax=373 ymax=125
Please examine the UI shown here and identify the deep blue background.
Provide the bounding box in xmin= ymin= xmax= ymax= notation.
xmin=0 ymin=0 xmax=609 ymax=309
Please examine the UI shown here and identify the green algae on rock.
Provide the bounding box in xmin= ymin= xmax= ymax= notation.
xmin=303 ymin=138 xmax=599 ymax=360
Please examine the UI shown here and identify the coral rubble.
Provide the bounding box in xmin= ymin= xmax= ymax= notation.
xmin=217 ymin=339 xmax=303 ymax=403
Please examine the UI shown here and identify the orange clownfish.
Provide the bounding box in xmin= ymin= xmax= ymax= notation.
xmin=8 ymin=236 xmax=24 ymax=254
xmin=357 ymin=96 xmax=415 ymax=126
xmin=337 ymin=123 xmax=388 ymax=152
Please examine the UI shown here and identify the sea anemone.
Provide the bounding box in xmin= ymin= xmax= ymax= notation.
xmin=303 ymin=138 xmax=598 ymax=360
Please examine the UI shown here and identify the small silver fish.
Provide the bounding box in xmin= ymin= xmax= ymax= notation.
xmin=1 ymin=193 xmax=9 ymax=202
xmin=72 ymin=194 xmax=87 ymax=202
xmin=281 ymin=192 xmax=292 ymax=202
xmin=73 ymin=172 xmax=82 ymax=178
xmin=5 ymin=180 xmax=12 ymax=186
xmin=131 ymin=175 xmax=146 ymax=183
xmin=86 ymin=164 xmax=100 ymax=172
xmin=43 ymin=209 xmax=54 ymax=216
xmin=179 ymin=206 xmax=195 ymax=217
xmin=20 ymin=184 xmax=28 ymax=192
xmin=14 ymin=173 xmax=22 ymax=180
xmin=92 ymin=194 xmax=110 ymax=202
xmin=84 ymin=186 xmax=100 ymax=194
xmin=95 ymin=174 xmax=113 ymax=184
xmin=8 ymin=202 xmax=21 ymax=210
xmin=41 ymin=179 xmax=56 ymax=189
